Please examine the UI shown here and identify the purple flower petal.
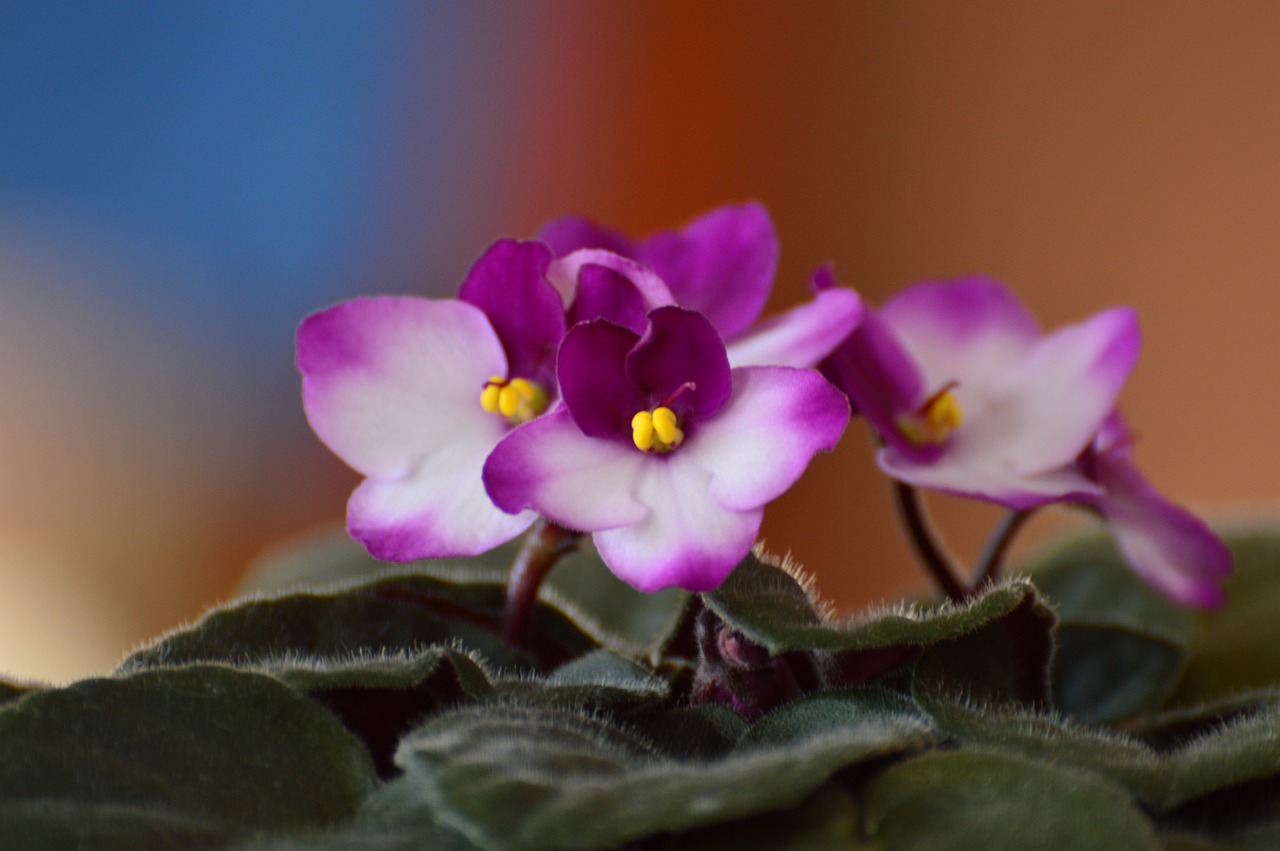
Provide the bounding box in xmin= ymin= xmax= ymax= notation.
xmin=878 ymin=445 xmax=1102 ymax=510
xmin=546 ymin=249 xmax=674 ymax=313
xmin=298 ymin=297 xmax=506 ymax=478
xmin=457 ymin=239 xmax=565 ymax=386
xmin=1095 ymin=451 xmax=1232 ymax=609
xmin=880 ymin=276 xmax=1043 ymax=392
xmin=679 ymin=366 xmax=849 ymax=511
xmin=634 ymin=202 xmax=778 ymax=341
xmin=556 ymin=319 xmax=645 ymax=440
xmin=626 ymin=307 xmax=731 ymax=422
xmin=821 ymin=307 xmax=938 ymax=464
xmin=348 ymin=436 xmax=536 ymax=560
xmin=967 ymin=307 xmax=1140 ymax=475
xmin=726 ymin=286 xmax=863 ymax=368
xmin=567 ymin=263 xmax=649 ymax=335
xmin=536 ymin=215 xmax=634 ymax=259
xmin=593 ymin=459 xmax=766 ymax=593
xmin=297 ymin=296 xmax=533 ymax=558
xmin=483 ymin=408 xmax=648 ymax=530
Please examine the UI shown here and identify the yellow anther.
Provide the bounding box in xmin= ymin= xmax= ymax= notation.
xmin=898 ymin=386 xmax=964 ymax=446
xmin=632 ymin=406 xmax=683 ymax=453
xmin=632 ymin=411 xmax=655 ymax=451
xmin=926 ymin=390 xmax=963 ymax=433
xmin=480 ymin=376 xmax=548 ymax=424
xmin=651 ymin=407 xmax=679 ymax=444
xmin=479 ymin=375 xmax=504 ymax=414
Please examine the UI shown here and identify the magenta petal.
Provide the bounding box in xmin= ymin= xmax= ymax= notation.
xmin=483 ymin=409 xmax=648 ymax=531
xmin=568 ymin=263 xmax=649 ymax=335
xmin=593 ymin=458 xmax=765 ymax=593
xmin=878 ymin=445 xmax=1102 ymax=510
xmin=536 ymin=215 xmax=635 ymax=259
xmin=626 ymin=307 xmax=732 ymax=422
xmin=880 ymin=276 xmax=1042 ymax=391
xmin=726 ymin=286 xmax=864 ymax=369
xmin=635 ymin=202 xmax=778 ymax=341
xmin=546 ymin=249 xmax=675 ymax=314
xmin=822 ymin=309 xmax=938 ymax=463
xmin=681 ymin=366 xmax=850 ymax=512
xmin=457 ymin=239 xmax=566 ymax=385
xmin=557 ymin=320 xmax=645 ymax=440
xmin=1096 ymin=452 xmax=1232 ymax=609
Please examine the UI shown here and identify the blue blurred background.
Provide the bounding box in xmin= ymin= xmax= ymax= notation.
xmin=2 ymin=1 xmax=1276 ymax=680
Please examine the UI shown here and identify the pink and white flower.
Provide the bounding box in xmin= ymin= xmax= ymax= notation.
xmin=484 ymin=307 xmax=851 ymax=592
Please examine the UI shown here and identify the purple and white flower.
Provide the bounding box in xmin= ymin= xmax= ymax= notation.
xmin=1085 ymin=415 xmax=1232 ymax=608
xmin=483 ymin=306 xmax=851 ymax=592
xmin=822 ymin=272 xmax=1230 ymax=606
xmin=297 ymin=239 xmax=570 ymax=561
xmin=539 ymin=202 xmax=861 ymax=369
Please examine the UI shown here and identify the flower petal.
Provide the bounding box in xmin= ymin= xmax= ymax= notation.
xmin=546 ymin=249 xmax=674 ymax=313
xmin=567 ymin=263 xmax=649 ymax=335
xmin=880 ymin=276 xmax=1043 ymax=392
xmin=820 ymin=308 xmax=939 ymax=464
xmin=536 ymin=215 xmax=634 ymax=260
xmin=297 ymin=297 xmax=506 ymax=479
xmin=626 ymin=306 xmax=731 ymax=421
xmin=679 ymin=366 xmax=850 ymax=511
xmin=348 ymin=434 xmax=536 ymax=560
xmin=483 ymin=409 xmax=648 ymax=531
xmin=635 ymin=202 xmax=778 ymax=341
xmin=726 ymin=286 xmax=863 ymax=368
xmin=556 ymin=319 xmax=645 ymax=440
xmin=964 ymin=307 xmax=1141 ymax=475
xmin=878 ymin=444 xmax=1102 ymax=510
xmin=457 ymin=239 xmax=565 ymax=386
xmin=593 ymin=458 xmax=764 ymax=593
xmin=1096 ymin=452 xmax=1232 ymax=609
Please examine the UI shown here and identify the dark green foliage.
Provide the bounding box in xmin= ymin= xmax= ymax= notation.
xmin=6 ymin=526 xmax=1280 ymax=848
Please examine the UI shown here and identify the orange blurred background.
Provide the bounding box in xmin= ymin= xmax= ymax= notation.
xmin=2 ymin=2 xmax=1276 ymax=681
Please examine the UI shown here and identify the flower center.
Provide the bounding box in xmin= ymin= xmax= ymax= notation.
xmin=632 ymin=406 xmax=684 ymax=454
xmin=897 ymin=383 xmax=963 ymax=446
xmin=480 ymin=375 xmax=548 ymax=425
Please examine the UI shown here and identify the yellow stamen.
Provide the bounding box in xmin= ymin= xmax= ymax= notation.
xmin=480 ymin=376 xmax=548 ymax=424
xmin=479 ymin=375 xmax=504 ymax=414
xmin=898 ymin=386 xmax=964 ymax=446
xmin=633 ymin=406 xmax=684 ymax=453
xmin=632 ymin=411 xmax=655 ymax=452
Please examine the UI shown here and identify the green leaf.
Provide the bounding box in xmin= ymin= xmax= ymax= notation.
xmin=241 ymin=526 xmax=691 ymax=664
xmin=0 ymin=666 xmax=377 ymax=849
xmin=393 ymin=690 xmax=934 ymax=850
xmin=664 ymin=783 xmax=862 ymax=851
xmin=705 ymin=552 xmax=1044 ymax=657
xmin=911 ymin=590 xmax=1056 ymax=706
xmin=122 ymin=568 xmax=600 ymax=675
xmin=914 ymin=687 xmax=1280 ymax=813
xmin=1019 ymin=535 xmax=1197 ymax=722
xmin=864 ymin=750 xmax=1159 ymax=850
xmin=494 ymin=650 xmax=668 ymax=712
xmin=1171 ymin=526 xmax=1280 ymax=705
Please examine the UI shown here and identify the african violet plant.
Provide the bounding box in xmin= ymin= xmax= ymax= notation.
xmin=2 ymin=204 xmax=1278 ymax=851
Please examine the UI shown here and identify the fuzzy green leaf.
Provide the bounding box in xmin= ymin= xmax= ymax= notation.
xmin=864 ymin=750 xmax=1159 ymax=850
xmin=241 ymin=527 xmax=690 ymax=664
xmin=121 ymin=568 xmax=601 ymax=675
xmin=0 ymin=666 xmax=377 ymax=849
xmin=1020 ymin=536 xmax=1197 ymax=722
xmin=393 ymin=690 xmax=933 ymax=850
xmin=1171 ymin=527 xmax=1280 ymax=705
xmin=706 ymin=553 xmax=1043 ymax=656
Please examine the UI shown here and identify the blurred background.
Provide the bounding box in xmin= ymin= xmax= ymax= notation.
xmin=1 ymin=1 xmax=1276 ymax=681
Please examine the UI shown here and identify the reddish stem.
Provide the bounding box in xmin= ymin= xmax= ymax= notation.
xmin=503 ymin=519 xmax=581 ymax=647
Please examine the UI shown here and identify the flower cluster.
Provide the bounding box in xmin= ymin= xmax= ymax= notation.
xmin=298 ymin=203 xmax=1231 ymax=606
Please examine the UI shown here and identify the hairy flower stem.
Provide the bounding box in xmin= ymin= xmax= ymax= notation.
xmin=971 ymin=509 xmax=1035 ymax=592
xmin=503 ymin=519 xmax=581 ymax=647
xmin=892 ymin=481 xmax=967 ymax=603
